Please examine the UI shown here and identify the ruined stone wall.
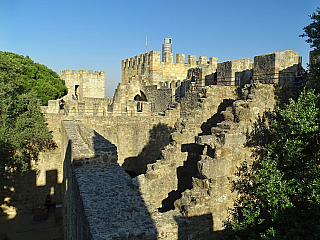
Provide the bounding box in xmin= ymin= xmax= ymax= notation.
xmin=175 ymin=83 xmax=278 ymax=231
xmin=135 ymin=86 xmax=239 ymax=210
xmin=144 ymin=87 xmax=173 ymax=113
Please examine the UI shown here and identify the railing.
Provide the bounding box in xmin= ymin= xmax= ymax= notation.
xmin=178 ymin=72 xmax=299 ymax=95
xmin=62 ymin=105 xmax=156 ymax=117
xmin=216 ymin=72 xmax=297 ymax=86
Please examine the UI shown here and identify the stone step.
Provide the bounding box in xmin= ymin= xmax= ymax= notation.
xmin=197 ymin=156 xmax=227 ymax=179
xmin=196 ymin=131 xmax=246 ymax=148
xmin=211 ymin=122 xmax=240 ymax=134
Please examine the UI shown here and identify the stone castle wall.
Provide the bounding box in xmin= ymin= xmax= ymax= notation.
xmin=0 ymin=48 xmax=304 ymax=239
xmin=117 ymin=50 xmax=219 ymax=113
xmin=61 ymin=121 xmax=118 ymax=239
xmin=254 ymin=50 xmax=301 ymax=84
xmin=60 ymin=121 xmax=160 ymax=240
xmin=60 ymin=70 xmax=105 ymax=101
xmin=121 ymin=50 xmax=218 ymax=87
xmin=217 ymin=58 xmax=253 ymax=86
xmin=65 ymin=108 xmax=180 ymax=172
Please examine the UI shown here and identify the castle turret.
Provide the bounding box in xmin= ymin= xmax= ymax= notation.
xmin=162 ymin=38 xmax=172 ymax=62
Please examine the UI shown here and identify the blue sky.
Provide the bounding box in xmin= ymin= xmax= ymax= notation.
xmin=1 ymin=1 xmax=319 ymax=97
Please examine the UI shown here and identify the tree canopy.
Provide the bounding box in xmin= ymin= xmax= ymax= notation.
xmin=301 ymin=7 xmax=320 ymax=51
xmin=301 ymin=8 xmax=320 ymax=92
xmin=225 ymin=7 xmax=320 ymax=239
xmin=225 ymin=90 xmax=320 ymax=239
xmin=0 ymin=52 xmax=63 ymax=173
xmin=0 ymin=51 xmax=67 ymax=106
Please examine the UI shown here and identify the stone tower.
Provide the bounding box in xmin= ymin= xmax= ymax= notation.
xmin=60 ymin=70 xmax=105 ymax=101
xmin=162 ymin=38 xmax=172 ymax=62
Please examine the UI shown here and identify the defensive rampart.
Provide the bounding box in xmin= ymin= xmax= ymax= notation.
xmin=60 ymin=70 xmax=105 ymax=101
xmin=0 ymin=49 xmax=305 ymax=239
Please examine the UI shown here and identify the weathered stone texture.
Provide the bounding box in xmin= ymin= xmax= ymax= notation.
xmin=61 ymin=121 xmax=160 ymax=240
xmin=173 ymin=83 xmax=277 ymax=232
xmin=254 ymin=50 xmax=300 ymax=85
xmin=60 ymin=70 xmax=105 ymax=101
xmin=1 ymin=49 xmax=305 ymax=239
xmin=217 ymin=58 xmax=253 ymax=86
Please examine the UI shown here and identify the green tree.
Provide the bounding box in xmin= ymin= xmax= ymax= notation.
xmin=0 ymin=52 xmax=58 ymax=174
xmin=225 ymin=90 xmax=320 ymax=239
xmin=225 ymin=8 xmax=320 ymax=239
xmin=301 ymin=7 xmax=320 ymax=51
xmin=0 ymin=51 xmax=67 ymax=105
xmin=301 ymin=8 xmax=320 ymax=91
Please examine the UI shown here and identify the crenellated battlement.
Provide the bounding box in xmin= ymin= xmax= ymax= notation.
xmin=121 ymin=50 xmax=218 ymax=69
xmin=60 ymin=69 xmax=105 ymax=101
xmin=121 ymin=50 xmax=219 ymax=89
xmin=60 ymin=69 xmax=105 ymax=78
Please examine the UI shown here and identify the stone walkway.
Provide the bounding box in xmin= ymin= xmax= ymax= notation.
xmin=0 ymin=209 xmax=63 ymax=240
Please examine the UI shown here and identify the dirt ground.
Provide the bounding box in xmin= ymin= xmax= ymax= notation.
xmin=0 ymin=209 xmax=63 ymax=240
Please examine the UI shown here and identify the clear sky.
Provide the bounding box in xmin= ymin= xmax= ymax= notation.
xmin=1 ymin=0 xmax=319 ymax=97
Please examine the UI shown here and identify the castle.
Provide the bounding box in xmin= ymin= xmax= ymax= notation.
xmin=0 ymin=39 xmax=304 ymax=239
xmin=46 ymin=38 xmax=300 ymax=119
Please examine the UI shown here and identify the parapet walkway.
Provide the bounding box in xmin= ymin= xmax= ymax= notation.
xmin=0 ymin=210 xmax=62 ymax=240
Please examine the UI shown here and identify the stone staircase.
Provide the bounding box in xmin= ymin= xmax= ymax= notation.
xmin=173 ymin=83 xmax=277 ymax=231
xmin=132 ymin=83 xmax=278 ymax=238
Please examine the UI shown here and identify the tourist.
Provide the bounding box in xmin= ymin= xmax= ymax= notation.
xmin=188 ymin=71 xmax=196 ymax=92
xmin=40 ymin=195 xmax=53 ymax=210
xmin=60 ymin=99 xmax=65 ymax=109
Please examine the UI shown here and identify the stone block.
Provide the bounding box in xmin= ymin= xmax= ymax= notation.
xmin=222 ymin=110 xmax=234 ymax=121
xmin=195 ymin=135 xmax=217 ymax=147
xmin=192 ymin=177 xmax=210 ymax=189
xmin=221 ymin=133 xmax=246 ymax=147
xmin=198 ymin=157 xmax=228 ymax=179
xmin=171 ymin=132 xmax=190 ymax=143
xmin=145 ymin=171 xmax=158 ymax=180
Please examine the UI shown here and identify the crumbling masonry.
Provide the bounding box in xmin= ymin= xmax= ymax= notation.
xmin=0 ymin=46 xmax=304 ymax=239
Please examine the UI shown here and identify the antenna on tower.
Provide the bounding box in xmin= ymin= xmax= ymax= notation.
xmin=146 ymin=36 xmax=147 ymax=53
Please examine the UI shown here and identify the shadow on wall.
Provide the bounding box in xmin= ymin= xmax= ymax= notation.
xmin=122 ymin=123 xmax=174 ymax=176
xmin=174 ymin=213 xmax=228 ymax=240
xmin=62 ymin=127 xmax=158 ymax=239
xmin=200 ymin=99 xmax=235 ymax=135
xmin=0 ymin=169 xmax=62 ymax=214
xmin=0 ymin=168 xmax=62 ymax=239
xmin=158 ymin=143 xmax=204 ymax=213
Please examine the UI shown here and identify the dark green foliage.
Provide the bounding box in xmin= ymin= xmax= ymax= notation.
xmin=225 ymin=90 xmax=320 ymax=239
xmin=0 ymin=51 xmax=67 ymax=105
xmin=225 ymin=8 xmax=320 ymax=239
xmin=0 ymin=52 xmax=58 ymax=173
xmin=301 ymin=8 xmax=320 ymax=92
xmin=300 ymin=8 xmax=320 ymax=51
